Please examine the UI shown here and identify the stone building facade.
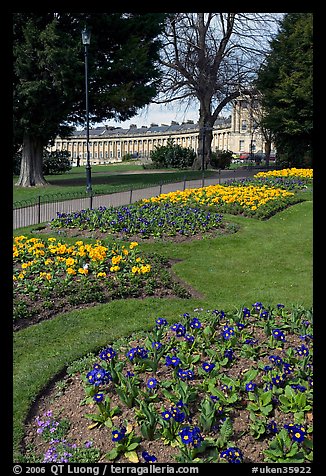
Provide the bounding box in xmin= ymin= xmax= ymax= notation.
xmin=50 ymin=98 xmax=273 ymax=165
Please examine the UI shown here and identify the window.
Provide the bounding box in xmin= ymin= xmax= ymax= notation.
xmin=239 ymin=140 xmax=245 ymax=151
xmin=241 ymin=120 xmax=247 ymax=131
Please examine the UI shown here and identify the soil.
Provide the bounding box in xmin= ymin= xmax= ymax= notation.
xmin=13 ymin=223 xmax=237 ymax=332
xmin=16 ymin=224 xmax=313 ymax=464
xmin=21 ymin=315 xmax=313 ymax=464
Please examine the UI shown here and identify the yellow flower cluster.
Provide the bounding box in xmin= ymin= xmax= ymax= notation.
xmin=254 ymin=168 xmax=313 ymax=179
xmin=142 ymin=183 xmax=294 ymax=211
xmin=13 ymin=236 xmax=150 ymax=283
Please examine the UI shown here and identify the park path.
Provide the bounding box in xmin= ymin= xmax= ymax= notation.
xmin=13 ymin=168 xmax=256 ymax=230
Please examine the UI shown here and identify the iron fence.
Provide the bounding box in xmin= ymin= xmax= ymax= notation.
xmin=13 ymin=167 xmax=266 ymax=230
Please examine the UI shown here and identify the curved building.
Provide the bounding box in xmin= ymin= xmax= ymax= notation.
xmin=51 ymin=99 xmax=273 ymax=165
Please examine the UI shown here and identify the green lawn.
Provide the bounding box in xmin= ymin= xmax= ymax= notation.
xmin=13 ymin=164 xmax=216 ymax=204
xmin=13 ymin=199 xmax=312 ymax=461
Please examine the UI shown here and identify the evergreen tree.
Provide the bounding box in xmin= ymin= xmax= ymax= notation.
xmin=256 ymin=13 xmax=313 ymax=166
xmin=13 ymin=13 xmax=166 ymax=186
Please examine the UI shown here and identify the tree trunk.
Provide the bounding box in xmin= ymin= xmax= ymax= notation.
xmin=264 ymin=140 xmax=271 ymax=167
xmin=192 ymin=116 xmax=214 ymax=170
xmin=16 ymin=134 xmax=48 ymax=187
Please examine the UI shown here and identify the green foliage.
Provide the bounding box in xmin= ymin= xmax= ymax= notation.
xmin=264 ymin=429 xmax=305 ymax=463
xmin=210 ymin=150 xmax=233 ymax=169
xmin=135 ymin=401 xmax=160 ymax=440
xmin=105 ymin=427 xmax=141 ymax=463
xmin=278 ymin=385 xmax=312 ymax=419
xmin=13 ymin=13 xmax=167 ymax=184
xmin=257 ymin=13 xmax=313 ymax=166
xmin=42 ymin=150 xmax=72 ymax=175
xmin=150 ymin=138 xmax=196 ymax=169
xmin=84 ymin=396 xmax=121 ymax=429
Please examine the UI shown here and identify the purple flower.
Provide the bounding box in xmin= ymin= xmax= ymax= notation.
xmin=156 ymin=318 xmax=168 ymax=326
xmin=142 ymin=451 xmax=157 ymax=463
xmin=165 ymin=355 xmax=180 ymax=367
xmin=86 ymin=367 xmax=112 ymax=386
xmin=283 ymin=362 xmax=295 ymax=374
xmin=267 ymin=420 xmax=278 ymax=434
xmin=170 ymin=323 xmax=186 ymax=337
xmin=152 ymin=341 xmax=162 ymax=350
xmin=260 ymin=310 xmax=269 ymax=319
xmin=171 ymin=406 xmax=186 ymax=423
xmin=189 ymin=318 xmax=201 ymax=329
xmin=93 ymin=393 xmax=104 ymax=403
xmin=184 ymin=333 xmax=194 ymax=343
xmin=295 ymin=344 xmax=309 ymax=357
xmin=272 ymin=329 xmax=286 ymax=341
xmin=220 ymin=446 xmax=243 ymax=463
xmin=284 ymin=423 xmax=306 ymax=443
xmin=127 ymin=346 xmax=148 ymax=361
xmin=99 ymin=347 xmax=117 ymax=361
xmin=202 ymin=362 xmax=215 ymax=372
xmin=245 ymin=381 xmax=257 ymax=392
xmin=147 ymin=377 xmax=158 ymax=390
xmin=161 ymin=410 xmax=172 ymax=420
xmin=222 ymin=326 xmax=234 ymax=340
xmin=224 ymin=348 xmax=234 ymax=360
xmin=269 ymin=355 xmax=283 ymax=366
xmin=291 ymin=384 xmax=307 ymax=392
xmin=271 ymin=374 xmax=286 ymax=386
xmin=243 ymin=307 xmax=251 ymax=317
xmin=179 ymin=426 xmax=203 ymax=448
xmin=112 ymin=426 xmax=126 ymax=442
xmin=177 ymin=368 xmax=194 ymax=380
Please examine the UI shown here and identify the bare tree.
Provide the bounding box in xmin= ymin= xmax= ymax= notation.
xmin=156 ymin=13 xmax=281 ymax=169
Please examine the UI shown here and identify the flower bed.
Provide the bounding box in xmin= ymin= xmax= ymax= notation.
xmin=13 ymin=236 xmax=190 ymax=329
xmin=142 ymin=184 xmax=299 ymax=219
xmin=49 ymin=202 xmax=226 ymax=238
xmin=23 ymin=303 xmax=313 ymax=464
xmin=254 ymin=168 xmax=313 ymax=180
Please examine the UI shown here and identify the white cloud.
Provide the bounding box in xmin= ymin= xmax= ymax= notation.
xmin=101 ymin=102 xmax=200 ymax=129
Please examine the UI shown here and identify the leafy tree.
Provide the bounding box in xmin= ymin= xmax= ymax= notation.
xmin=156 ymin=13 xmax=280 ymax=169
xmin=256 ymin=13 xmax=313 ymax=166
xmin=13 ymin=13 xmax=166 ymax=186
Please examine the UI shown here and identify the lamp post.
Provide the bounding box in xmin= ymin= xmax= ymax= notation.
xmin=81 ymin=27 xmax=92 ymax=194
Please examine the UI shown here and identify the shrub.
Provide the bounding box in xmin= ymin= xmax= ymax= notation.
xmin=150 ymin=138 xmax=196 ymax=169
xmin=42 ymin=150 xmax=72 ymax=175
xmin=122 ymin=153 xmax=134 ymax=162
xmin=210 ymin=150 xmax=233 ymax=169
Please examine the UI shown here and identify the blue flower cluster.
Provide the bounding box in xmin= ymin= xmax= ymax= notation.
xmin=127 ymin=346 xmax=149 ymax=361
xmin=220 ymin=446 xmax=244 ymax=463
xmin=51 ymin=202 xmax=224 ymax=239
xmin=86 ymin=364 xmax=112 ymax=386
xmin=77 ymin=303 xmax=313 ymax=464
xmin=179 ymin=426 xmax=203 ymax=448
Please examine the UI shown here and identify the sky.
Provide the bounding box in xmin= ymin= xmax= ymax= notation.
xmin=94 ymin=101 xmax=202 ymax=130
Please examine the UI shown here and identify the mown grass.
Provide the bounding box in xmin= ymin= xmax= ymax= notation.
xmin=13 ymin=199 xmax=312 ymax=461
xmin=13 ymin=164 xmax=216 ymax=204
